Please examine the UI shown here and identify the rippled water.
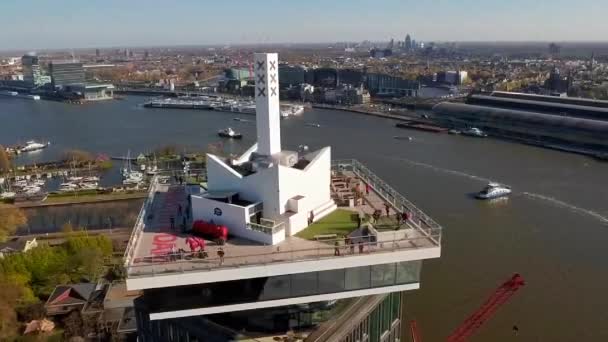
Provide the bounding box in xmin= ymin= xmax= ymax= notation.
xmin=2 ymin=96 xmax=608 ymax=341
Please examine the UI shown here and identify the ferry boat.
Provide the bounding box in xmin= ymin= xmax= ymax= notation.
xmin=20 ymin=140 xmax=50 ymax=152
xmin=476 ymin=182 xmax=512 ymax=200
xmin=462 ymin=127 xmax=487 ymax=138
xmin=218 ymin=127 xmax=242 ymax=139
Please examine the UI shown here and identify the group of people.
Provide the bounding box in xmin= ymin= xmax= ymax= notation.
xmin=334 ymin=236 xmax=368 ymax=256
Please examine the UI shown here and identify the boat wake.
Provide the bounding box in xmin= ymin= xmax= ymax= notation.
xmin=383 ymin=156 xmax=494 ymax=183
xmin=522 ymin=192 xmax=608 ymax=224
xmin=380 ymin=155 xmax=608 ymax=225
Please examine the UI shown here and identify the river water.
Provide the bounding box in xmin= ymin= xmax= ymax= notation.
xmin=1 ymin=96 xmax=608 ymax=341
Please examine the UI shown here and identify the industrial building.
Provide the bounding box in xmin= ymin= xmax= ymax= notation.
xmin=125 ymin=53 xmax=442 ymax=341
xmin=433 ymin=102 xmax=608 ymax=152
xmin=466 ymin=94 xmax=608 ymax=122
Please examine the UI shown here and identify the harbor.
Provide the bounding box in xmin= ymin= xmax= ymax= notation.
xmin=1 ymin=95 xmax=608 ymax=341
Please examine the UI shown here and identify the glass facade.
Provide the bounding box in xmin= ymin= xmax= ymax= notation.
xmin=50 ymin=62 xmax=85 ymax=87
xmin=135 ymin=294 xmax=404 ymax=342
xmin=140 ymin=261 xmax=421 ymax=315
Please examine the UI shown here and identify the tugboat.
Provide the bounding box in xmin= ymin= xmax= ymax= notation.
xmin=462 ymin=127 xmax=487 ymax=137
xmin=476 ymin=182 xmax=512 ymax=200
xmin=218 ymin=127 xmax=242 ymax=139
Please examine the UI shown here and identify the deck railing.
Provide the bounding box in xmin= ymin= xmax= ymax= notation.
xmin=246 ymin=220 xmax=285 ymax=234
xmin=332 ymin=159 xmax=442 ymax=245
xmin=126 ymin=229 xmax=441 ymax=278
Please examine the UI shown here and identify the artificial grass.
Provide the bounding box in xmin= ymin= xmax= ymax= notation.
xmin=295 ymin=209 xmax=359 ymax=240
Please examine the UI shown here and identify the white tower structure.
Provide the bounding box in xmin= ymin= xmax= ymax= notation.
xmin=189 ymin=52 xmax=336 ymax=244
xmin=254 ymin=53 xmax=281 ymax=156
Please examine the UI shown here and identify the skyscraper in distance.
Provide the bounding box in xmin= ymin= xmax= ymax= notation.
xmin=405 ymin=34 xmax=412 ymax=51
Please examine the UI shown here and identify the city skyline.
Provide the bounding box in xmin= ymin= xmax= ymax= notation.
xmin=1 ymin=0 xmax=608 ymax=50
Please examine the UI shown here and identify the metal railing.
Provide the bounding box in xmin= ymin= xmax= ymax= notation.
xmin=126 ymin=229 xmax=441 ymax=278
xmin=123 ymin=175 xmax=159 ymax=267
xmin=332 ymin=159 xmax=442 ymax=245
xmin=246 ymin=219 xmax=285 ymax=234
xmin=123 ymin=169 xmax=207 ymax=267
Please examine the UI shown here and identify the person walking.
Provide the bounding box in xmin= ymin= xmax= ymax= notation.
xmin=357 ymin=214 xmax=362 ymax=228
xmin=217 ymin=248 xmax=225 ymax=265
xmin=170 ymin=216 xmax=175 ymax=230
xmin=334 ymin=240 xmax=341 ymax=256
xmin=308 ymin=211 xmax=315 ymax=225
xmin=178 ymin=204 xmax=182 ymax=216
xmin=365 ymin=183 xmax=370 ymax=196
xmin=384 ymin=203 xmax=390 ymax=217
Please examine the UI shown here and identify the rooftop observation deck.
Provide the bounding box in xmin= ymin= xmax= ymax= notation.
xmin=123 ymin=160 xmax=442 ymax=290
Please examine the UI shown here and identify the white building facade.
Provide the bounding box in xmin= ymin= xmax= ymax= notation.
xmin=191 ymin=53 xmax=336 ymax=245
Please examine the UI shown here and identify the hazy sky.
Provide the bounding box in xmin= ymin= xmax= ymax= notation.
xmin=1 ymin=0 xmax=607 ymax=50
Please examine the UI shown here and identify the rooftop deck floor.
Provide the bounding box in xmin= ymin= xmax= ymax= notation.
xmin=127 ymin=175 xmax=438 ymax=279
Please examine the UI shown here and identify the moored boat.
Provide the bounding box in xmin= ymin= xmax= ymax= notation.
xmin=218 ymin=127 xmax=242 ymax=139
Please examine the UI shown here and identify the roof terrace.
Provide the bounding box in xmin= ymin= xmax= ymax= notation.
xmin=124 ymin=160 xmax=442 ymax=290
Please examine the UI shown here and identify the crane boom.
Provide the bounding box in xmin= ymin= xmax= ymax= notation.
xmin=408 ymin=274 xmax=525 ymax=342
xmin=446 ymin=273 xmax=525 ymax=342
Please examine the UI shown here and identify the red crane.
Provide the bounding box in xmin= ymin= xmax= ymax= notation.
xmin=410 ymin=273 xmax=525 ymax=342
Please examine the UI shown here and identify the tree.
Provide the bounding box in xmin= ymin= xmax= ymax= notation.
xmin=0 ymin=276 xmax=34 ymax=340
xmin=0 ymin=145 xmax=10 ymax=174
xmin=0 ymin=207 xmax=27 ymax=242
xmin=17 ymin=301 xmax=46 ymax=322
xmin=63 ymin=149 xmax=93 ymax=164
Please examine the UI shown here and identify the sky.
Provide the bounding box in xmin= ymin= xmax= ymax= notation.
xmin=1 ymin=0 xmax=607 ymax=50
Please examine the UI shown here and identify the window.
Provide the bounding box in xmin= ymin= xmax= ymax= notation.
xmin=291 ymin=272 xmax=318 ymax=297
xmin=260 ymin=275 xmax=291 ymax=300
xmin=371 ymin=264 xmax=396 ymax=287
xmin=318 ymin=269 xmax=345 ymax=294
xmin=395 ymin=261 xmax=421 ymax=284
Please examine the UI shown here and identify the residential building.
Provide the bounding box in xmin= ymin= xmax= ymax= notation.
xmin=366 ymin=73 xmax=420 ymax=97
xmin=21 ymin=54 xmax=47 ymax=87
xmin=0 ymin=237 xmax=38 ymax=258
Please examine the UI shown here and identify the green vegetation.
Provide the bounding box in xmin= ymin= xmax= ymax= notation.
xmin=0 ymin=233 xmax=114 ymax=339
xmin=44 ymin=191 xmax=146 ymax=205
xmin=295 ymin=209 xmax=359 ymax=240
xmin=97 ymin=160 xmax=113 ymax=170
xmin=0 ymin=145 xmax=11 ymax=175
xmin=0 ymin=207 xmax=27 ymax=242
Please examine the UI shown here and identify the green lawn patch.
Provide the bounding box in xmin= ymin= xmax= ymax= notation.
xmin=296 ymin=209 xmax=359 ymax=240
